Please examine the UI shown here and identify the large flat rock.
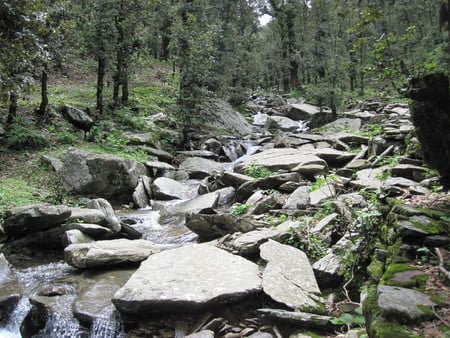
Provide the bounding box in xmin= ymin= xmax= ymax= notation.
xmin=64 ymin=239 xmax=159 ymax=269
xmin=3 ymin=204 xmax=72 ymax=238
xmin=260 ymin=240 xmax=323 ymax=313
xmin=235 ymin=148 xmax=326 ymax=173
xmin=112 ymin=244 xmax=262 ymax=314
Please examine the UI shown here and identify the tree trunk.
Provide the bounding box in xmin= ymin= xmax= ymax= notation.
xmin=37 ymin=65 xmax=49 ymax=117
xmin=6 ymin=91 xmax=18 ymax=129
xmin=97 ymin=56 xmax=106 ymax=114
xmin=121 ymin=65 xmax=129 ymax=104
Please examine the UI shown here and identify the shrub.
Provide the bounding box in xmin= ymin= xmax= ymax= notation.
xmin=6 ymin=125 xmax=48 ymax=150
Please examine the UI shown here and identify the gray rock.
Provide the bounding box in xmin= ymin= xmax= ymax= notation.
xmin=236 ymin=172 xmax=301 ymax=202
xmin=62 ymin=229 xmax=94 ymax=246
xmin=216 ymin=171 xmax=253 ymax=189
xmin=314 ymin=148 xmax=356 ymax=166
xmin=144 ymin=160 xmax=176 ymax=175
xmin=152 ymin=177 xmax=196 ymax=200
xmin=265 ymin=115 xmax=303 ymax=132
xmin=288 ymin=103 xmax=335 ymax=128
xmin=140 ymin=146 xmax=174 ymax=162
xmin=86 ymin=198 xmax=121 ymax=232
xmin=377 ymin=285 xmax=436 ymax=321
xmin=260 ymin=240 xmax=323 ymax=312
xmin=391 ymin=164 xmax=426 ymax=182
xmin=319 ymin=118 xmax=362 ymax=135
xmin=217 ymin=221 xmax=294 ymax=256
xmin=64 ymin=239 xmax=159 ymax=269
xmin=0 ymin=254 xmax=21 ymax=324
xmin=132 ymin=176 xmax=151 ymax=209
xmin=178 ymin=150 xmax=218 ymax=159
xmin=283 ymin=186 xmax=310 ymax=209
xmin=61 ymin=105 xmax=94 ymax=131
xmin=112 ymin=245 xmax=262 ymax=314
xmin=59 ymin=148 xmax=148 ymax=202
xmin=66 ymin=207 xmax=106 ymax=226
xmin=257 ymin=308 xmax=334 ymax=329
xmin=159 ymin=191 xmax=219 ymax=224
xmin=185 ymin=330 xmax=215 ymax=338
xmin=179 ymin=157 xmax=227 ymax=179
xmin=185 ymin=213 xmax=256 ymax=240
xmin=3 ymin=204 xmax=72 ymax=238
xmin=350 ymin=167 xmax=388 ymax=190
xmin=312 ymin=253 xmax=343 ymax=289
xmin=73 ymin=268 xmax=135 ymax=324
xmin=246 ymin=191 xmax=284 ymax=215
xmin=235 ymin=148 xmax=327 ymax=173
xmin=41 ymin=155 xmax=64 ymax=172
xmin=200 ymin=98 xmax=253 ymax=136
xmin=124 ymin=132 xmax=154 ymax=145
xmin=66 ymin=223 xmax=114 ymax=240
xmin=309 ymin=184 xmax=336 ymax=205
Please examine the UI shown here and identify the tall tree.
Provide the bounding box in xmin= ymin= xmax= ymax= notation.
xmin=0 ymin=0 xmax=45 ymax=128
xmin=171 ymin=0 xmax=218 ymax=145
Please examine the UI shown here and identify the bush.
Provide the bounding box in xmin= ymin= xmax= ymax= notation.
xmin=6 ymin=125 xmax=48 ymax=150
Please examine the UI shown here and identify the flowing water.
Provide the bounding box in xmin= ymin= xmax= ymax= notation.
xmin=0 ymin=139 xmax=259 ymax=337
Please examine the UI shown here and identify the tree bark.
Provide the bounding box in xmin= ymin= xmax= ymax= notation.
xmin=96 ymin=56 xmax=106 ymax=114
xmin=6 ymin=91 xmax=18 ymax=129
xmin=37 ymin=65 xmax=49 ymax=117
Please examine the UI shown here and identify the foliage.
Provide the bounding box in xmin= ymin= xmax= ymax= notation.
xmin=330 ymin=307 xmax=366 ymax=329
xmin=5 ymin=124 xmax=48 ymax=150
xmin=244 ymin=164 xmax=272 ymax=178
xmin=230 ymin=203 xmax=251 ymax=216
xmin=282 ymin=219 xmax=327 ymax=261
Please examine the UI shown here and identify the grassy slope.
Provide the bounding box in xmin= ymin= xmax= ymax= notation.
xmin=0 ymin=59 xmax=178 ymax=223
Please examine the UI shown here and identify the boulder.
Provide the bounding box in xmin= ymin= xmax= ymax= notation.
xmin=259 ymin=240 xmax=323 ymax=312
xmin=64 ymin=239 xmax=160 ymax=269
xmin=159 ymin=191 xmax=219 ymax=224
xmin=3 ymin=204 xmax=72 ymax=238
xmin=179 ymin=157 xmax=227 ymax=179
xmin=200 ymin=98 xmax=253 ymax=137
xmin=132 ymin=176 xmax=152 ymax=209
xmin=62 ymin=229 xmax=94 ymax=246
xmin=185 ymin=214 xmax=256 ymax=240
xmin=86 ymin=198 xmax=120 ymax=232
xmin=236 ymin=172 xmax=301 ymax=202
xmin=66 ymin=207 xmax=106 ymax=226
xmin=313 ymin=148 xmax=356 ymax=166
xmin=312 ymin=253 xmax=344 ymax=289
xmin=152 ymin=177 xmax=197 ymax=200
xmin=235 ymin=148 xmax=327 ymax=173
xmin=288 ymin=103 xmax=335 ymax=129
xmin=141 ymin=146 xmax=174 ymax=162
xmin=217 ymin=221 xmax=294 ymax=256
xmin=59 ymin=148 xmax=148 ymax=202
xmin=283 ymin=186 xmax=310 ymax=209
xmin=112 ymin=245 xmax=262 ymax=314
xmin=66 ymin=223 xmax=114 ymax=240
xmin=265 ymin=116 xmax=303 ymax=132
xmin=377 ymin=285 xmax=436 ymax=322
xmin=61 ymin=105 xmax=94 ymax=131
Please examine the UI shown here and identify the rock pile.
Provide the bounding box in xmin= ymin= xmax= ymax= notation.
xmin=1 ymin=96 xmax=449 ymax=337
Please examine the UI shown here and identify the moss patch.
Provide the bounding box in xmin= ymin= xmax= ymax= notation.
xmin=372 ymin=320 xmax=420 ymax=338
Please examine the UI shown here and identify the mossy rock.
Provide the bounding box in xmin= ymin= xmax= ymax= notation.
xmin=371 ymin=320 xmax=420 ymax=338
xmin=381 ymin=263 xmax=428 ymax=288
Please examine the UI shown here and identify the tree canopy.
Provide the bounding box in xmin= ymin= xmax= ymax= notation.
xmin=0 ymin=0 xmax=448 ymax=135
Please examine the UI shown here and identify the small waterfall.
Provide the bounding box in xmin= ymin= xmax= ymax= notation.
xmin=0 ymin=297 xmax=31 ymax=338
xmin=90 ymin=306 xmax=125 ymax=338
xmin=34 ymin=313 xmax=84 ymax=338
